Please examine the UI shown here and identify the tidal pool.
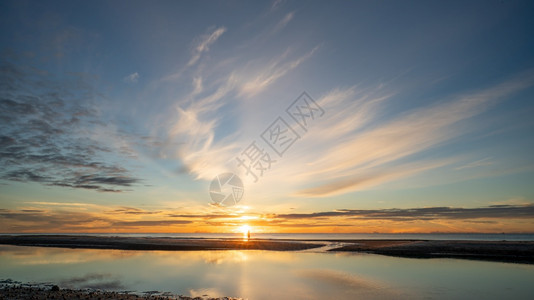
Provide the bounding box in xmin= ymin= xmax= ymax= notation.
xmin=1 ymin=245 xmax=533 ymax=299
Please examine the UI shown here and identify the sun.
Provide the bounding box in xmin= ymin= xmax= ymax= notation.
xmin=238 ymin=224 xmax=251 ymax=239
xmin=238 ymin=224 xmax=251 ymax=234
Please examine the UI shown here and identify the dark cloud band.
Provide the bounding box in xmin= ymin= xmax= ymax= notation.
xmin=0 ymin=61 xmax=141 ymax=192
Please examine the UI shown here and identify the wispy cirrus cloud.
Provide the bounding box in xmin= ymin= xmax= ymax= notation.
xmin=455 ymin=157 xmax=494 ymax=170
xmin=159 ymin=35 xmax=533 ymax=199
xmin=265 ymin=73 xmax=534 ymax=198
xmin=272 ymin=12 xmax=294 ymax=33
xmin=208 ymin=70 xmax=534 ymax=202
xmin=161 ymin=26 xmax=227 ymax=82
xmin=123 ymin=72 xmax=139 ymax=84
xmin=271 ymin=0 xmax=285 ymax=11
xmin=152 ymin=7 xmax=532 ymax=201
xmin=296 ymin=159 xmax=455 ymax=197
xmin=154 ymin=22 xmax=319 ymax=181
xmin=238 ymin=46 xmax=319 ymax=98
xmin=166 ymin=45 xmax=319 ymax=179
xmin=188 ymin=26 xmax=227 ymax=67
xmin=161 ymin=76 xmax=239 ymax=180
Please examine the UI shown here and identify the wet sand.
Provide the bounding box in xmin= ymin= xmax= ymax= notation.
xmin=327 ymin=239 xmax=534 ymax=263
xmin=0 ymin=235 xmax=323 ymax=251
xmin=0 ymin=235 xmax=533 ymax=264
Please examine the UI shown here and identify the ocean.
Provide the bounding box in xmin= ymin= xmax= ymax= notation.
xmin=7 ymin=232 xmax=534 ymax=241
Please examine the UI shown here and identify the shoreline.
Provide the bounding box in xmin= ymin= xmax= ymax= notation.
xmin=1 ymin=235 xmax=533 ymax=264
xmin=0 ymin=281 xmax=240 ymax=300
xmin=326 ymin=239 xmax=534 ymax=264
xmin=0 ymin=235 xmax=323 ymax=251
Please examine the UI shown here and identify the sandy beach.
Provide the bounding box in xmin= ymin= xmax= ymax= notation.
xmin=1 ymin=235 xmax=533 ymax=264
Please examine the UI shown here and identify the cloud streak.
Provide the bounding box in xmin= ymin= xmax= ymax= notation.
xmin=0 ymin=62 xmax=142 ymax=192
xmin=123 ymin=72 xmax=139 ymax=84
xmin=272 ymin=12 xmax=294 ymax=33
xmin=275 ymin=204 xmax=534 ymax=221
xmin=1 ymin=204 xmax=532 ymax=233
xmin=238 ymin=46 xmax=319 ymax=98
xmin=156 ymin=25 xmax=319 ymax=181
xmin=273 ymin=73 xmax=534 ymax=197
xmin=188 ymin=27 xmax=227 ymax=67
xmin=147 ymin=9 xmax=534 ymax=204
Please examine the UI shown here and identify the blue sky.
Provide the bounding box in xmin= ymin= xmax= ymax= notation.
xmin=1 ymin=0 xmax=533 ymax=233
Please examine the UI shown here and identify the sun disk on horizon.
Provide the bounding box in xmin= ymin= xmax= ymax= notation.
xmin=238 ymin=224 xmax=251 ymax=238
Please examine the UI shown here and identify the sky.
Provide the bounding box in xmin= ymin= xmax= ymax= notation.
xmin=1 ymin=0 xmax=534 ymax=234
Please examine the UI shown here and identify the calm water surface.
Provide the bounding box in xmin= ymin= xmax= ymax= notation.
xmin=1 ymin=245 xmax=533 ymax=299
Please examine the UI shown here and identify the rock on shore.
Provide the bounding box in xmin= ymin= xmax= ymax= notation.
xmin=0 ymin=284 xmax=241 ymax=300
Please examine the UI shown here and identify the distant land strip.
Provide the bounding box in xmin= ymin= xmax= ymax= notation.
xmin=0 ymin=235 xmax=533 ymax=264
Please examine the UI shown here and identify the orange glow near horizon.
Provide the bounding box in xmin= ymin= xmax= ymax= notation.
xmin=1 ymin=204 xmax=533 ymax=234
xmin=238 ymin=224 xmax=251 ymax=240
